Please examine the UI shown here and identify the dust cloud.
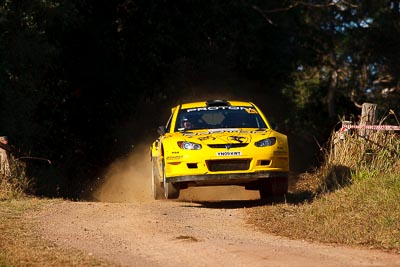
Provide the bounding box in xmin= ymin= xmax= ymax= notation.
xmin=92 ymin=142 xmax=153 ymax=203
xmin=91 ymin=139 xmax=260 ymax=203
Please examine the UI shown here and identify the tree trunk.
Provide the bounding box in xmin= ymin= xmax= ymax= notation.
xmin=327 ymin=69 xmax=338 ymax=118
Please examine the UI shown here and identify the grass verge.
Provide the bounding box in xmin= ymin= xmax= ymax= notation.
xmin=247 ymin=172 xmax=400 ymax=252
xmin=247 ymin=128 xmax=400 ymax=253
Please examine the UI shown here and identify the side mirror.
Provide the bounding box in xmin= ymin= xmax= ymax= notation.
xmin=157 ymin=126 xmax=166 ymax=135
xmin=270 ymin=122 xmax=278 ymax=130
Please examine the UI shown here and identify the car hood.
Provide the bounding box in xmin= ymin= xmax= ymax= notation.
xmin=176 ymin=128 xmax=272 ymax=145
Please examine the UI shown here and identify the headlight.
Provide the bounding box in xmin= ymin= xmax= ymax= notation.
xmin=255 ymin=137 xmax=276 ymax=147
xmin=177 ymin=141 xmax=202 ymax=150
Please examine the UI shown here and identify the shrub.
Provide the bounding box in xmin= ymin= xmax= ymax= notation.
xmin=0 ymin=157 xmax=31 ymax=200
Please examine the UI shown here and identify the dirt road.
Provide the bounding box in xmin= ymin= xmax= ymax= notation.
xmin=35 ymin=197 xmax=400 ymax=267
xmin=33 ymin=145 xmax=400 ymax=267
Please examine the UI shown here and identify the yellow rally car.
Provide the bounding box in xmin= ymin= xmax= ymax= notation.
xmin=150 ymin=100 xmax=289 ymax=200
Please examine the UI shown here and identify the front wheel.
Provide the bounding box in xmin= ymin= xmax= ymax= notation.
xmin=151 ymin=158 xmax=164 ymax=200
xmin=162 ymin=161 xmax=180 ymax=199
xmin=259 ymin=177 xmax=288 ymax=200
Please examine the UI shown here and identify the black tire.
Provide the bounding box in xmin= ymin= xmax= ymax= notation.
xmin=152 ymin=158 xmax=164 ymax=200
xmin=162 ymin=161 xmax=180 ymax=199
xmin=259 ymin=177 xmax=288 ymax=200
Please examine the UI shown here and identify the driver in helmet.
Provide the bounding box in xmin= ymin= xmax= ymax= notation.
xmin=181 ymin=117 xmax=193 ymax=129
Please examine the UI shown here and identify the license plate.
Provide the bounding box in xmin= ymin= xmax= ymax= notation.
xmin=216 ymin=151 xmax=242 ymax=156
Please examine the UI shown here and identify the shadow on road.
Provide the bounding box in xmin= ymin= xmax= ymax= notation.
xmin=179 ymin=190 xmax=315 ymax=209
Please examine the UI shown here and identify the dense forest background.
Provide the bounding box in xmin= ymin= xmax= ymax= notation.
xmin=1 ymin=0 xmax=399 ymax=199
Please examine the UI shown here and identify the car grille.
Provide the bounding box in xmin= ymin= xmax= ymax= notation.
xmin=207 ymin=143 xmax=249 ymax=148
xmin=206 ymin=159 xmax=250 ymax=172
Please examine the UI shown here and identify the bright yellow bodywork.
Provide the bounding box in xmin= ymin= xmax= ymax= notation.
xmin=150 ymin=100 xmax=289 ymax=200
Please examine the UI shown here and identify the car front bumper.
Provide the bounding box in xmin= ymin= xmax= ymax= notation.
xmin=166 ymin=171 xmax=288 ymax=186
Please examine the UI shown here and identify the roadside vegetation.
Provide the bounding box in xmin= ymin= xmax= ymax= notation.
xmin=0 ymin=159 xmax=30 ymax=201
xmin=247 ymin=122 xmax=400 ymax=253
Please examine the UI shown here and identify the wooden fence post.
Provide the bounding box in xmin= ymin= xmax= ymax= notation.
xmin=0 ymin=136 xmax=11 ymax=176
xmin=359 ymin=103 xmax=377 ymax=137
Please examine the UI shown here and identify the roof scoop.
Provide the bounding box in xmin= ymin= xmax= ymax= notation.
xmin=206 ymin=100 xmax=230 ymax=107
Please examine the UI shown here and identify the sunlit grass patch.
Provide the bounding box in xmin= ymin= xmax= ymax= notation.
xmin=247 ymin=126 xmax=400 ymax=253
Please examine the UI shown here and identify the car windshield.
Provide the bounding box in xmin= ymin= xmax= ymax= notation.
xmin=175 ymin=106 xmax=268 ymax=131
